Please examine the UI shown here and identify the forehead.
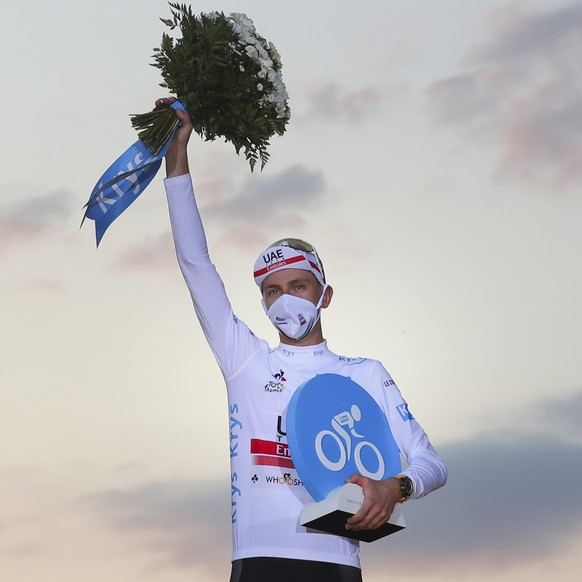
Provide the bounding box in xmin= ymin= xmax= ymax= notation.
xmin=262 ymin=268 xmax=319 ymax=289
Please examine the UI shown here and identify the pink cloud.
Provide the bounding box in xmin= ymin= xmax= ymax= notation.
xmin=111 ymin=232 xmax=176 ymax=273
xmin=426 ymin=3 xmax=582 ymax=191
xmin=301 ymin=82 xmax=408 ymax=123
xmin=0 ymin=189 xmax=73 ymax=251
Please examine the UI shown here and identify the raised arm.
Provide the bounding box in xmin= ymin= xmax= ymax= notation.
xmin=161 ymin=99 xmax=264 ymax=378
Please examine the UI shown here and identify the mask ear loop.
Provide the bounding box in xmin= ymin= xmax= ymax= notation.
xmin=300 ymin=284 xmax=329 ymax=339
xmin=316 ymin=284 xmax=329 ymax=311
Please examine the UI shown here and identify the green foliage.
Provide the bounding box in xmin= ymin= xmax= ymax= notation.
xmin=131 ymin=3 xmax=290 ymax=171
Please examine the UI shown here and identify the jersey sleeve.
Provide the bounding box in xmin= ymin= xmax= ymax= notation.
xmin=164 ymin=173 xmax=264 ymax=380
xmin=368 ymin=361 xmax=447 ymax=499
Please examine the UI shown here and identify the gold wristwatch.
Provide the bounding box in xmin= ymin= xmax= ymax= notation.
xmin=397 ymin=475 xmax=413 ymax=502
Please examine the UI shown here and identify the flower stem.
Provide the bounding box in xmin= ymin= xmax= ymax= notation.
xmin=130 ymin=105 xmax=180 ymax=154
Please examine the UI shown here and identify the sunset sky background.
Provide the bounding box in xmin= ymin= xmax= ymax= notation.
xmin=2 ymin=1 xmax=582 ymax=580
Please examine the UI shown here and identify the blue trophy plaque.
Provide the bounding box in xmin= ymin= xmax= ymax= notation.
xmin=286 ymin=373 xmax=405 ymax=542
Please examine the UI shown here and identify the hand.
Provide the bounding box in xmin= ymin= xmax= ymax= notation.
xmin=156 ymin=97 xmax=193 ymax=178
xmin=344 ymin=474 xmax=402 ymax=531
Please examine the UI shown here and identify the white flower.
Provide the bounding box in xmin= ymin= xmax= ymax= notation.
xmin=259 ymin=57 xmax=273 ymax=70
xmin=239 ymin=65 xmax=245 ymax=72
xmin=229 ymin=12 xmax=256 ymax=33
xmin=245 ymin=45 xmax=259 ymax=59
xmin=257 ymin=83 xmax=263 ymax=91
xmin=228 ymin=13 xmax=260 ymax=49
xmin=255 ymin=43 xmax=270 ymax=62
xmin=235 ymin=28 xmax=256 ymax=46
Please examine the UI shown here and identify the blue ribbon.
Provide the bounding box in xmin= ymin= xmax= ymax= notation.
xmin=82 ymin=101 xmax=185 ymax=246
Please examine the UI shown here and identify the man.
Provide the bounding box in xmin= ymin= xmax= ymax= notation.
xmin=161 ymin=99 xmax=447 ymax=582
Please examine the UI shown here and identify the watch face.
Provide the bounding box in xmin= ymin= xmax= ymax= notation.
xmin=400 ymin=476 xmax=413 ymax=498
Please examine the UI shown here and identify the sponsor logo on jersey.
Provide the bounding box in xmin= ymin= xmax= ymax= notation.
xmin=264 ymin=369 xmax=286 ymax=392
xmin=250 ymin=472 xmax=304 ymax=488
xmin=250 ymin=438 xmax=295 ymax=469
xmin=384 ymin=378 xmax=395 ymax=388
xmin=230 ymin=403 xmax=243 ymax=458
xmin=230 ymin=403 xmax=243 ymax=524
xmin=266 ymin=472 xmax=304 ymax=487
xmin=396 ymin=402 xmax=414 ymax=421
xmin=231 ymin=471 xmax=241 ymax=524
xmin=338 ymin=356 xmax=366 ymax=365
xmin=276 ymin=415 xmax=287 ymax=443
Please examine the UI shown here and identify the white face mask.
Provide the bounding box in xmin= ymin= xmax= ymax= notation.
xmin=263 ymin=286 xmax=328 ymax=340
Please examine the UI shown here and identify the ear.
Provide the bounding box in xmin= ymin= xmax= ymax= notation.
xmin=322 ymin=285 xmax=334 ymax=309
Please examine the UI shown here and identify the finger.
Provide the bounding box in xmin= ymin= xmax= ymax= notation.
xmin=349 ymin=513 xmax=383 ymax=531
xmin=348 ymin=509 xmax=376 ymax=530
xmin=174 ymin=108 xmax=192 ymax=124
xmin=346 ymin=473 xmax=364 ymax=486
xmin=367 ymin=509 xmax=389 ymax=530
xmin=363 ymin=504 xmax=393 ymax=531
xmin=155 ymin=97 xmax=177 ymax=108
xmin=347 ymin=498 xmax=390 ymax=531
xmin=346 ymin=503 xmax=373 ymax=529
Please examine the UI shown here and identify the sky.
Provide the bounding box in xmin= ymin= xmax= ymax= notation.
xmin=2 ymin=0 xmax=582 ymax=580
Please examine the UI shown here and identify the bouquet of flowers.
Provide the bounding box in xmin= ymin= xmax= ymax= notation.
xmin=131 ymin=3 xmax=290 ymax=171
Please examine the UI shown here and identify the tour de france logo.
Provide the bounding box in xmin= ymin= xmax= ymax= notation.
xmin=286 ymin=374 xmax=402 ymax=503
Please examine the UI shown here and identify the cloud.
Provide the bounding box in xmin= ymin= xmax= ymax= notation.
xmin=81 ymin=479 xmax=231 ymax=576
xmin=206 ymin=164 xmax=325 ymax=218
xmin=363 ymin=431 xmax=582 ymax=578
xmin=529 ymin=389 xmax=582 ymax=443
xmin=426 ymin=2 xmax=582 ymax=190
xmin=0 ymin=542 xmax=42 ymax=560
xmin=300 ymin=82 xmax=407 ymax=124
xmin=81 ymin=413 xmax=582 ymax=579
xmin=203 ymin=164 xmax=326 ymax=249
xmin=472 ymin=2 xmax=582 ymax=63
xmin=112 ymin=164 xmax=326 ymax=261
xmin=111 ymin=232 xmax=177 ymax=273
xmin=7 ymin=278 xmax=66 ymax=295
xmin=0 ymin=189 xmax=73 ymax=250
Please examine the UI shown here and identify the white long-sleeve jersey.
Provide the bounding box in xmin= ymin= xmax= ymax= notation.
xmin=165 ymin=174 xmax=447 ymax=568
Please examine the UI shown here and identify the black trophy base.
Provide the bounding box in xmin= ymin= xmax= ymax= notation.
xmin=300 ymin=483 xmax=406 ymax=543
